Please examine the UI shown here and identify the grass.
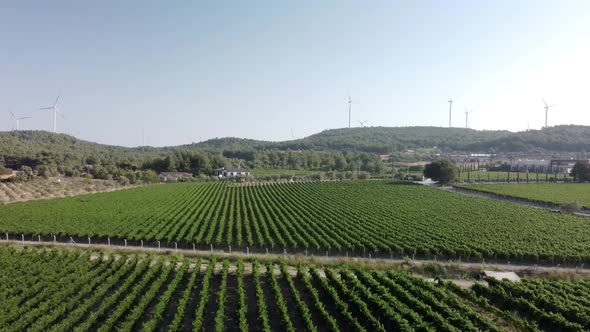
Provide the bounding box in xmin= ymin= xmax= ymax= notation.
xmin=456 ymin=183 xmax=590 ymax=207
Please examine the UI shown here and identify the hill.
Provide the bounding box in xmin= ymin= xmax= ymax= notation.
xmin=192 ymin=125 xmax=590 ymax=154
xmin=1 ymin=125 xmax=589 ymax=177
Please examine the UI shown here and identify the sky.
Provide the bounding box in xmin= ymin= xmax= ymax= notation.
xmin=1 ymin=1 xmax=590 ymax=147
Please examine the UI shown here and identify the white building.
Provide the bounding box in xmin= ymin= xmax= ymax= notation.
xmin=213 ymin=167 xmax=250 ymax=177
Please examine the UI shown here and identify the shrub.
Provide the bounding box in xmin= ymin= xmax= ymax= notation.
xmin=560 ymin=201 xmax=581 ymax=214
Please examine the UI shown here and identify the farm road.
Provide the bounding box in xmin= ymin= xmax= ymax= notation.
xmin=2 ymin=239 xmax=589 ymax=277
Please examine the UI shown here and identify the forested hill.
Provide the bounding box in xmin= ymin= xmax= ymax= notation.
xmin=3 ymin=126 xmax=590 ymax=161
xmin=191 ymin=125 xmax=590 ymax=154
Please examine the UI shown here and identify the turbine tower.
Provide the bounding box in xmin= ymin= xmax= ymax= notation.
xmin=358 ymin=120 xmax=368 ymax=128
xmin=464 ymin=108 xmax=472 ymax=129
xmin=348 ymin=95 xmax=352 ymax=128
xmin=39 ymin=95 xmax=64 ymax=133
xmin=448 ymin=97 xmax=453 ymax=128
xmin=9 ymin=111 xmax=31 ymax=131
xmin=542 ymin=99 xmax=555 ymax=128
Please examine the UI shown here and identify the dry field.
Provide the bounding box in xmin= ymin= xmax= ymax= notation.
xmin=0 ymin=177 xmax=136 ymax=204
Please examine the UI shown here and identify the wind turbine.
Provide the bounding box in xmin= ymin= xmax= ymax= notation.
xmin=347 ymin=95 xmax=352 ymax=128
xmin=39 ymin=95 xmax=64 ymax=133
xmin=464 ymin=108 xmax=472 ymax=129
xmin=542 ymin=99 xmax=555 ymax=128
xmin=9 ymin=111 xmax=32 ymax=131
xmin=358 ymin=120 xmax=368 ymax=128
xmin=448 ymin=97 xmax=453 ymax=128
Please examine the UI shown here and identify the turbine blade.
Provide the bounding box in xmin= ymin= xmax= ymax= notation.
xmin=39 ymin=106 xmax=54 ymax=110
xmin=18 ymin=117 xmax=32 ymax=120
xmin=54 ymin=95 xmax=61 ymax=107
xmin=9 ymin=111 xmax=16 ymax=119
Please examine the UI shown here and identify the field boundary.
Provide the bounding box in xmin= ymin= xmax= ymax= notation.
xmin=449 ymin=185 xmax=590 ymax=217
xmin=2 ymin=235 xmax=589 ymax=275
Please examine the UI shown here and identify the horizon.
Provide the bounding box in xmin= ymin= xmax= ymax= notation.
xmin=2 ymin=1 xmax=590 ymax=146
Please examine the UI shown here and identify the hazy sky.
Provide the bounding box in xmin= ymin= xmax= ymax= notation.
xmin=1 ymin=1 xmax=589 ymax=147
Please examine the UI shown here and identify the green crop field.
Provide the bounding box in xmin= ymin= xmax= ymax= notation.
xmin=470 ymin=276 xmax=590 ymax=331
xmin=0 ymin=181 xmax=589 ymax=263
xmin=457 ymin=183 xmax=590 ymax=208
xmin=1 ymin=246 xmax=586 ymax=332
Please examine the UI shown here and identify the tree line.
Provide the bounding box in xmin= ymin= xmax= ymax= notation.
xmin=0 ymin=131 xmax=384 ymax=182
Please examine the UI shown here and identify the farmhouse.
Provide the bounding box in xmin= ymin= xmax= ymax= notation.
xmin=213 ymin=167 xmax=250 ymax=177
xmin=159 ymin=172 xmax=193 ymax=182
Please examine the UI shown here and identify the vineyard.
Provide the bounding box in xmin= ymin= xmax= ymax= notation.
xmin=471 ymin=277 xmax=590 ymax=331
xmin=456 ymin=183 xmax=590 ymax=208
xmin=0 ymin=181 xmax=589 ymax=264
xmin=2 ymin=245 xmax=584 ymax=332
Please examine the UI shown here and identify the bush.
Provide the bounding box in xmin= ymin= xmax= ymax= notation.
xmin=0 ymin=165 xmax=12 ymax=176
xmin=424 ymin=160 xmax=458 ymax=185
xmin=117 ymin=176 xmax=130 ymax=186
xmin=357 ymin=171 xmax=370 ymax=180
xmin=560 ymin=202 xmax=581 ymax=214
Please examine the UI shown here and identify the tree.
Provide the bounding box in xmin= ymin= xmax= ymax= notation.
xmin=571 ymin=161 xmax=590 ymax=182
xmin=140 ymin=170 xmax=159 ymax=183
xmin=423 ymin=160 xmax=457 ymax=185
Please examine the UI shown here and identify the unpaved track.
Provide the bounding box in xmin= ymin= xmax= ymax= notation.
xmin=3 ymin=239 xmax=589 ymax=276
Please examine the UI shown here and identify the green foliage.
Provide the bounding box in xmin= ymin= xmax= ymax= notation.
xmin=458 ymin=183 xmax=590 ymax=208
xmin=0 ymin=181 xmax=589 ymax=263
xmin=193 ymin=125 xmax=590 ymax=154
xmin=571 ymin=161 xmax=590 ymax=182
xmin=0 ymin=247 xmax=589 ymax=331
xmin=424 ymin=160 xmax=458 ymax=184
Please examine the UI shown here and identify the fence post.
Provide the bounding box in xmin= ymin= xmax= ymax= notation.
xmin=283 ymin=248 xmax=287 ymax=257
xmin=266 ymin=248 xmax=268 ymax=255
xmin=88 ymin=237 xmax=91 ymax=245
xmin=175 ymin=242 xmax=177 ymax=251
xmin=193 ymin=243 xmax=196 ymax=252
xmin=53 ymin=235 xmax=56 ymax=244
xmin=38 ymin=235 xmax=41 ymax=243
xmin=108 ymin=237 xmax=110 ymax=246
xmin=5 ymin=233 xmax=8 ymax=241
xmin=124 ymin=239 xmax=127 ymax=247
xmin=158 ymin=241 xmax=161 ymax=251
xmin=211 ymin=244 xmax=213 ymax=253
xmin=21 ymin=234 xmax=24 ymax=245
xmin=247 ymin=247 xmax=249 ymax=255
xmin=141 ymin=240 xmax=143 ymax=248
